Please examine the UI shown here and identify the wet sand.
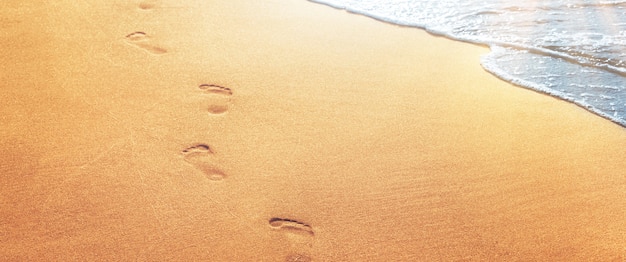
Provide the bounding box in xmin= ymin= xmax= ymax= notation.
xmin=1 ymin=0 xmax=625 ymax=260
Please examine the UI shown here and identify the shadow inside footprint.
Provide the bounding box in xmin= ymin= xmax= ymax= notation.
xmin=125 ymin=31 xmax=167 ymax=55
xmin=182 ymin=144 xmax=213 ymax=154
xmin=199 ymin=84 xmax=232 ymax=115
xmin=269 ymin=218 xmax=314 ymax=236
xmin=182 ymin=144 xmax=225 ymax=181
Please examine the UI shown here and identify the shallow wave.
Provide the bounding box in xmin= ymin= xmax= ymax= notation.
xmin=481 ymin=47 xmax=626 ymax=127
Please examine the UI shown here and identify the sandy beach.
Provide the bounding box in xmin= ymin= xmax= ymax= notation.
xmin=1 ymin=0 xmax=626 ymax=260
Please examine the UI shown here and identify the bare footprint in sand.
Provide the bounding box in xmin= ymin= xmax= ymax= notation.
xmin=199 ymin=84 xmax=233 ymax=115
xmin=182 ymin=144 xmax=226 ymax=181
xmin=269 ymin=217 xmax=314 ymax=261
xmin=125 ymin=31 xmax=167 ymax=55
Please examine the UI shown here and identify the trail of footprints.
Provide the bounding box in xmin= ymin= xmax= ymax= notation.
xmin=180 ymin=84 xmax=232 ymax=180
xmin=125 ymin=2 xmax=314 ymax=260
xmin=123 ymin=1 xmax=167 ymax=54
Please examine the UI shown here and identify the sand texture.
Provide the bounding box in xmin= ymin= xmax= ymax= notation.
xmin=1 ymin=0 xmax=626 ymax=261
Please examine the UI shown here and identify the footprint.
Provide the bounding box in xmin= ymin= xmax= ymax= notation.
xmin=269 ymin=218 xmax=315 ymax=261
xmin=125 ymin=31 xmax=167 ymax=55
xmin=138 ymin=0 xmax=159 ymax=10
xmin=199 ymin=84 xmax=233 ymax=115
xmin=181 ymin=144 xmax=225 ymax=181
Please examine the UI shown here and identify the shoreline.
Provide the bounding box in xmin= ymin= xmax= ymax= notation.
xmin=309 ymin=0 xmax=626 ymax=130
xmin=1 ymin=0 xmax=626 ymax=260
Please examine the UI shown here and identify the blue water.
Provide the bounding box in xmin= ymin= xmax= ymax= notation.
xmin=309 ymin=0 xmax=626 ymax=127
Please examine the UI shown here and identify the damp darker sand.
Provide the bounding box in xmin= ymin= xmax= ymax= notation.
xmin=1 ymin=0 xmax=625 ymax=261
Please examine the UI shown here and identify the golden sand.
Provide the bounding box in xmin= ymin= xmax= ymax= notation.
xmin=1 ymin=0 xmax=625 ymax=260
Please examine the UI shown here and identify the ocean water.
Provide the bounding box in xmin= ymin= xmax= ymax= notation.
xmin=309 ymin=0 xmax=626 ymax=127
